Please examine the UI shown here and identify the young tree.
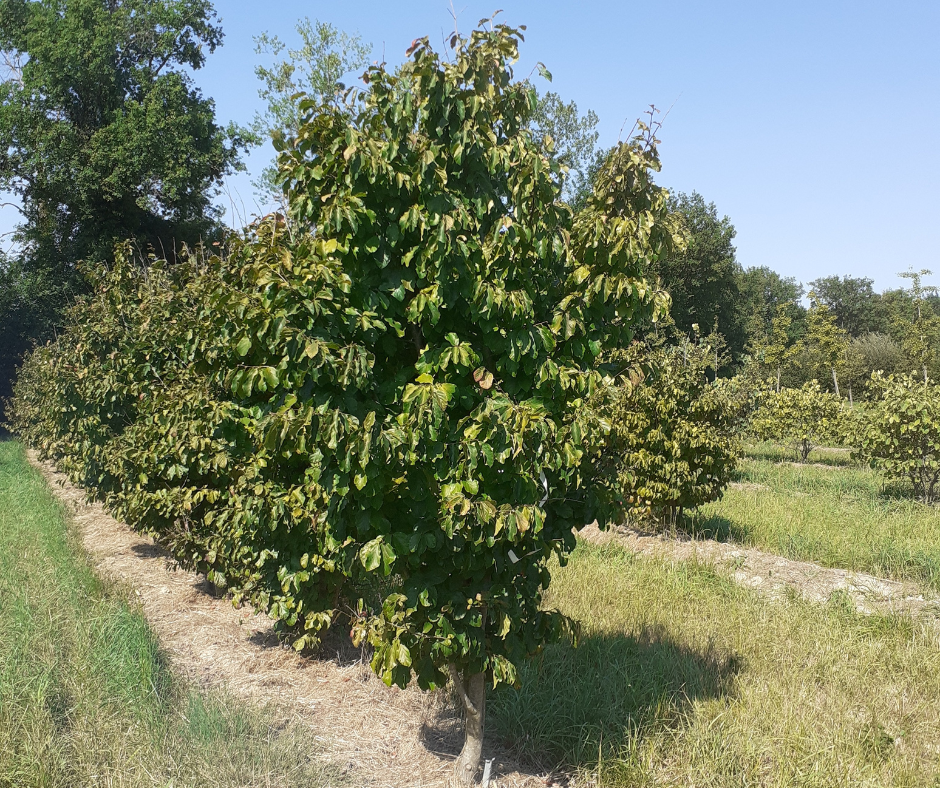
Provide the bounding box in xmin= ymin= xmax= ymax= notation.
xmin=251 ymin=18 xmax=371 ymax=204
xmin=9 ymin=20 xmax=679 ymax=786
xmin=750 ymin=302 xmax=804 ymax=392
xmin=805 ymin=291 xmax=849 ymax=397
xmin=895 ymin=269 xmax=940 ymax=383
xmin=751 ymin=381 xmax=846 ymax=462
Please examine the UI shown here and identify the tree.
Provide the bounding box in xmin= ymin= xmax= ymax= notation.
xmin=0 ymin=0 xmax=245 ymax=273
xmin=805 ymin=291 xmax=849 ymax=397
xmin=588 ymin=334 xmax=740 ymax=527
xmin=10 ymin=21 xmax=679 ymax=785
xmin=857 ymin=373 xmax=940 ymax=504
xmin=251 ymin=18 xmax=371 ymax=204
xmin=528 ymin=90 xmax=604 ymax=208
xmin=808 ymin=275 xmax=888 ymax=337
xmin=648 ymin=192 xmax=747 ymax=368
xmin=894 ymin=269 xmax=940 ymax=383
xmin=750 ymin=302 xmax=804 ymax=392
xmin=750 ymin=381 xmax=846 ymax=462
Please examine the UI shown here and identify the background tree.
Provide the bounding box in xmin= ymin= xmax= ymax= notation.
xmin=750 ymin=302 xmax=804 ymax=392
xmin=647 ymin=191 xmax=747 ymax=369
xmin=805 ymin=291 xmax=849 ymax=397
xmin=0 ymin=0 xmax=246 ymax=417
xmin=894 ymin=269 xmax=940 ymax=383
xmin=251 ymin=18 xmax=371 ymax=204
xmin=808 ymin=275 xmax=888 ymax=337
xmin=528 ymin=90 xmax=605 ymax=208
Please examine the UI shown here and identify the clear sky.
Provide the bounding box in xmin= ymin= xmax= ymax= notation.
xmin=4 ymin=1 xmax=939 ymax=293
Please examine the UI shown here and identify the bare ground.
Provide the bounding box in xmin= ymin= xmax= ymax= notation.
xmin=27 ymin=452 xmax=562 ymax=788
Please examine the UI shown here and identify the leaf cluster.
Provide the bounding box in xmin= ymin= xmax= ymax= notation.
xmin=749 ymin=381 xmax=847 ymax=461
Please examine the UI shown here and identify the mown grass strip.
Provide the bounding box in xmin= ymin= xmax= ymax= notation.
xmin=0 ymin=440 xmax=336 ymax=788
xmin=689 ymin=444 xmax=940 ymax=589
xmin=490 ymin=540 xmax=940 ymax=786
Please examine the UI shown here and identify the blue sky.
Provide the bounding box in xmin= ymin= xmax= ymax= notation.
xmin=4 ymin=1 xmax=939 ymax=293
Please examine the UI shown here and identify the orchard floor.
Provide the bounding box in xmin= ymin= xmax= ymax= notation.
xmin=15 ymin=442 xmax=940 ymax=787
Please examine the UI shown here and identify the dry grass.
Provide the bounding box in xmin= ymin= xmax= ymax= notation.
xmin=489 ymin=541 xmax=940 ymax=787
xmin=25 ymin=447 xmax=557 ymax=788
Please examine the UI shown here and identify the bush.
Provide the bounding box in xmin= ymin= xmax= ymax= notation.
xmin=750 ymin=381 xmax=846 ymax=461
xmin=588 ymin=337 xmax=740 ymax=526
xmin=856 ymin=373 xmax=940 ymax=504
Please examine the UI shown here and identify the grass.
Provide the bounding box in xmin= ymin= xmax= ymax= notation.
xmin=0 ymin=440 xmax=337 ymax=788
xmin=489 ymin=541 xmax=940 ymax=786
xmin=687 ymin=442 xmax=940 ymax=590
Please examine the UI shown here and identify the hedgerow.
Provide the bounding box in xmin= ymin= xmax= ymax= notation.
xmin=8 ymin=21 xmax=679 ymax=783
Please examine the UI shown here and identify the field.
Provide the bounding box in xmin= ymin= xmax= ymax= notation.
xmin=0 ymin=440 xmax=336 ymax=788
xmin=4 ymin=438 xmax=940 ymax=787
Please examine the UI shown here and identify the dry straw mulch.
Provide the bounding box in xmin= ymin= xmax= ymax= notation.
xmin=28 ymin=452 xmax=560 ymax=788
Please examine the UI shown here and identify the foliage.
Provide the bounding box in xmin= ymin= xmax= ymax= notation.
xmin=647 ymin=192 xmax=747 ymax=368
xmin=737 ymin=265 xmax=805 ymax=340
xmin=251 ymin=17 xmax=371 ymax=204
xmin=804 ymin=291 xmax=849 ymax=396
xmin=9 ymin=20 xmax=678 ymax=782
xmin=856 ymin=373 xmax=940 ymax=504
xmin=587 ymin=336 xmax=740 ymax=526
xmin=808 ymin=275 xmax=887 ymax=337
xmin=894 ymin=269 xmax=940 ymax=383
xmin=750 ymin=381 xmax=847 ymax=462
xmin=0 ymin=0 xmax=246 ymax=272
xmin=528 ymin=90 xmax=604 ymax=209
xmin=748 ymin=302 xmax=804 ymax=391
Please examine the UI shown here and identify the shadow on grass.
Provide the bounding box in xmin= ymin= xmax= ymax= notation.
xmin=743 ymin=442 xmax=858 ymax=469
xmin=484 ymin=624 xmax=741 ymax=773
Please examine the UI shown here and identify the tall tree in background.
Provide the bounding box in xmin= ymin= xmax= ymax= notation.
xmin=808 ymin=275 xmax=887 ymax=337
xmin=737 ymin=265 xmax=805 ymax=341
xmin=648 ymin=191 xmax=747 ymax=368
xmin=750 ymin=302 xmax=804 ymax=392
xmin=252 ymin=18 xmax=370 ymax=204
xmin=0 ymin=0 xmax=244 ymax=418
xmin=529 ymin=90 xmax=605 ymax=208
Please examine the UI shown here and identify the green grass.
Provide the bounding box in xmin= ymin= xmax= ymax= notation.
xmin=0 ymin=440 xmax=336 ymax=788
xmin=490 ymin=541 xmax=940 ymax=786
xmin=687 ymin=443 xmax=940 ymax=590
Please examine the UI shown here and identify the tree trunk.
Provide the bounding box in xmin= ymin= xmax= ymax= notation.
xmin=451 ymin=667 xmax=486 ymax=787
xmin=848 ymin=385 xmax=853 ymax=407
xmin=776 ymin=367 xmax=781 ymax=393
xmin=831 ymin=367 xmax=840 ymax=398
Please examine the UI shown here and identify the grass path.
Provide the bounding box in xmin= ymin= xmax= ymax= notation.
xmin=690 ymin=446 xmax=940 ymax=590
xmin=15 ymin=439 xmax=940 ymax=787
xmin=0 ymin=441 xmax=335 ymax=788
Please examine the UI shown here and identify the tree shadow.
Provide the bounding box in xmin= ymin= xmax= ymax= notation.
xmin=422 ymin=624 xmax=742 ymax=774
xmin=682 ymin=513 xmax=746 ymax=544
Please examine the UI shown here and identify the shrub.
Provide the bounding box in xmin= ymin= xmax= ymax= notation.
xmin=856 ymin=373 xmax=940 ymax=503
xmin=750 ymin=381 xmax=846 ymax=461
xmin=588 ymin=337 xmax=740 ymax=527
